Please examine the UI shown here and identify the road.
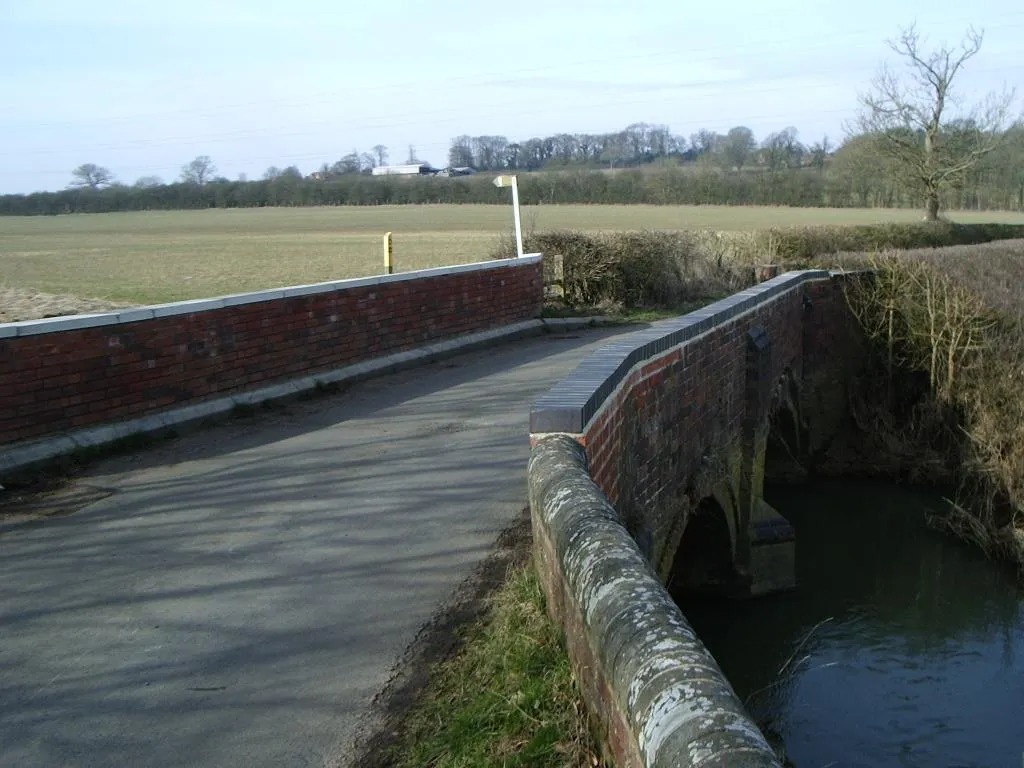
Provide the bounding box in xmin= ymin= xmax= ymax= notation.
xmin=0 ymin=326 xmax=628 ymax=768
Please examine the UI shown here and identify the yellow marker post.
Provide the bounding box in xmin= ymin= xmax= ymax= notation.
xmin=383 ymin=232 xmax=393 ymax=275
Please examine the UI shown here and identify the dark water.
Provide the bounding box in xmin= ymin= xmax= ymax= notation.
xmin=677 ymin=480 xmax=1024 ymax=768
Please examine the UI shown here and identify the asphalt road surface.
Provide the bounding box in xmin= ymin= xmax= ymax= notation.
xmin=0 ymin=326 xmax=629 ymax=768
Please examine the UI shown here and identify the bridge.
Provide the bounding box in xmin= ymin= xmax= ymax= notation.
xmin=0 ymin=257 xmax=864 ymax=767
xmin=529 ymin=270 xmax=864 ymax=766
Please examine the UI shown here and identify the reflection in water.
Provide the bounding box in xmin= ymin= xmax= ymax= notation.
xmin=675 ymin=480 xmax=1024 ymax=768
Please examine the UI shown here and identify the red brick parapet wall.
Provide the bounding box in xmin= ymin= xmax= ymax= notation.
xmin=527 ymin=270 xmax=860 ymax=768
xmin=0 ymin=256 xmax=542 ymax=447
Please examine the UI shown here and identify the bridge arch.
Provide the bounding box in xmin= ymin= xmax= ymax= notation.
xmin=765 ymin=367 xmax=809 ymax=483
xmin=667 ymin=494 xmax=742 ymax=598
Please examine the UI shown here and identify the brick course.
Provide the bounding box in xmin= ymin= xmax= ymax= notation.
xmin=527 ymin=270 xmax=862 ymax=768
xmin=0 ymin=259 xmax=542 ymax=446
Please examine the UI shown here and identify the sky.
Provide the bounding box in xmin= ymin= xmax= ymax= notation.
xmin=0 ymin=0 xmax=1021 ymax=194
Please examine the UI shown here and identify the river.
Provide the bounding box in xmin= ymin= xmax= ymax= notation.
xmin=675 ymin=480 xmax=1024 ymax=768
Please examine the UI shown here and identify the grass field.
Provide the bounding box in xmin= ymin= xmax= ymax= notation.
xmin=2 ymin=205 xmax=1024 ymax=314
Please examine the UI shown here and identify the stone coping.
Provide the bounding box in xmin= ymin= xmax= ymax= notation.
xmin=0 ymin=254 xmax=543 ymax=339
xmin=528 ymin=436 xmax=780 ymax=767
xmin=530 ymin=270 xmax=831 ymax=434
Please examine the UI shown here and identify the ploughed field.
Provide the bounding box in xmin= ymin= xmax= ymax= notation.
xmin=2 ymin=204 xmax=1023 ymax=320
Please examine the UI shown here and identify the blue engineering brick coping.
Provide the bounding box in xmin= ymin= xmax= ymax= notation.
xmin=529 ymin=270 xmax=831 ymax=434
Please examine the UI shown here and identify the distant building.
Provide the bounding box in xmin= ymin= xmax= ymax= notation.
xmin=371 ymin=163 xmax=436 ymax=177
xmin=434 ymin=167 xmax=476 ymax=178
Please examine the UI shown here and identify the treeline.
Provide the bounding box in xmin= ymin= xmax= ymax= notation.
xmin=2 ymin=125 xmax=1022 ymax=215
xmin=447 ymin=123 xmax=825 ymax=171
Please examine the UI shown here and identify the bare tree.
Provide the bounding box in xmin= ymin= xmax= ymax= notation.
xmin=809 ymin=136 xmax=832 ymax=172
xmin=855 ymin=24 xmax=1018 ymax=221
xmin=761 ymin=127 xmax=803 ymax=172
xmin=70 ymin=163 xmax=114 ymax=189
xmin=180 ymin=155 xmax=217 ymax=186
xmin=372 ymin=144 xmax=388 ymax=166
xmin=448 ymin=136 xmax=474 ymax=168
xmin=133 ymin=175 xmax=163 ymax=188
xmin=689 ymin=129 xmax=718 ymax=157
xmin=721 ymin=126 xmax=757 ymax=171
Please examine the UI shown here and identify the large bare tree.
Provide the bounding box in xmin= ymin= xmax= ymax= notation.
xmin=180 ymin=155 xmax=217 ymax=186
xmin=70 ymin=163 xmax=114 ymax=190
xmin=855 ymin=24 xmax=1018 ymax=221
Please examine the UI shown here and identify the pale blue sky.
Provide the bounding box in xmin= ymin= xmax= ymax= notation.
xmin=0 ymin=0 xmax=1021 ymax=193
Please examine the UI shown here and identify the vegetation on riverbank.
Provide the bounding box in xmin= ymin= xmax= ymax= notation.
xmin=491 ymin=222 xmax=1024 ymax=315
xmin=493 ymin=226 xmax=1024 ymax=570
xmin=832 ymin=241 xmax=1024 ymax=567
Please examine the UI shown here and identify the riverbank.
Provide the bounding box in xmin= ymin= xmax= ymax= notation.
xmin=830 ymin=239 xmax=1024 ymax=568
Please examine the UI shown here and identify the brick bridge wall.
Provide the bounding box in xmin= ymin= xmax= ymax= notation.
xmin=528 ymin=271 xmax=859 ymax=767
xmin=0 ymin=256 xmax=542 ymax=449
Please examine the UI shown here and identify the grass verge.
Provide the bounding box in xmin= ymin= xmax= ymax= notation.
xmin=350 ymin=510 xmax=602 ymax=768
xmin=390 ymin=564 xmax=598 ymax=768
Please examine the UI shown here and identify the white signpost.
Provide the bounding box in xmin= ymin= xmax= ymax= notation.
xmin=493 ymin=174 xmax=524 ymax=259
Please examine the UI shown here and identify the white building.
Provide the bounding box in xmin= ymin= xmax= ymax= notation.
xmin=371 ymin=163 xmax=436 ymax=176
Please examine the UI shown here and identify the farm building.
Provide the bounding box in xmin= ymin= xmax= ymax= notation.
xmin=371 ymin=163 xmax=436 ymax=176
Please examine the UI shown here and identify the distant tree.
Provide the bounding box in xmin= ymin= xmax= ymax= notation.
xmin=519 ymin=137 xmax=550 ymax=170
xmin=133 ymin=175 xmax=163 ymax=189
xmin=623 ymin=122 xmax=664 ymax=163
xmin=689 ymin=129 xmax=718 ymax=157
xmin=761 ymin=127 xmax=804 ymax=171
xmin=809 ymin=136 xmax=832 ymax=171
xmin=648 ymin=125 xmax=675 ymax=159
xmin=854 ymin=24 xmax=1018 ymax=220
xmin=576 ymin=134 xmax=598 ymax=163
xmin=448 ymin=136 xmax=474 ymax=168
xmin=829 ymin=134 xmax=899 ymax=207
xmin=70 ymin=163 xmax=114 ymax=190
xmin=601 ymin=133 xmax=629 ymax=168
xmin=721 ymin=126 xmax=757 ymax=170
xmin=505 ymin=143 xmax=522 ymax=170
xmin=372 ymin=144 xmax=389 ymax=166
xmin=331 ymin=152 xmax=362 ymax=175
xmin=551 ymin=133 xmax=578 ymax=164
xmin=360 ymin=152 xmax=377 ymax=172
xmin=471 ymin=136 xmax=509 ymax=170
xmin=264 ymin=166 xmax=302 ymax=182
xmin=181 ymin=155 xmax=216 ymax=186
